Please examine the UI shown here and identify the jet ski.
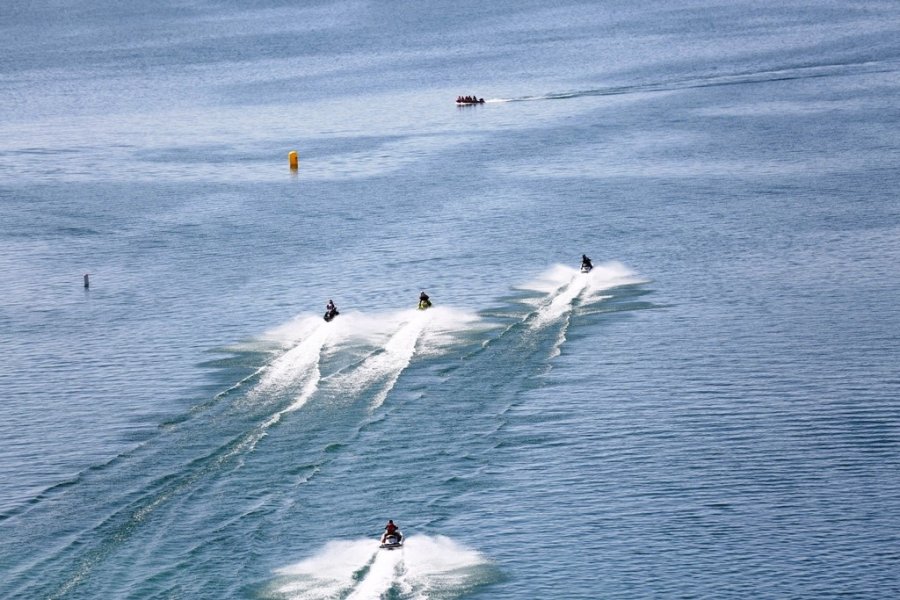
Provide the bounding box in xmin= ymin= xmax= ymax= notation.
xmin=417 ymin=299 xmax=432 ymax=310
xmin=323 ymin=307 xmax=339 ymax=322
xmin=380 ymin=531 xmax=403 ymax=550
xmin=580 ymin=255 xmax=593 ymax=273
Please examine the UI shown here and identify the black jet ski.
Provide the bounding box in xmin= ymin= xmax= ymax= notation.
xmin=380 ymin=531 xmax=403 ymax=550
xmin=580 ymin=255 xmax=593 ymax=273
xmin=323 ymin=307 xmax=339 ymax=322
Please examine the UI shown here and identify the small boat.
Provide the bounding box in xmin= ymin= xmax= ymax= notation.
xmin=456 ymin=97 xmax=485 ymax=105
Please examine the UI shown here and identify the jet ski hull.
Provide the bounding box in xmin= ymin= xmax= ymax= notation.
xmin=380 ymin=533 xmax=403 ymax=550
xmin=380 ymin=541 xmax=403 ymax=550
xmin=323 ymin=309 xmax=339 ymax=322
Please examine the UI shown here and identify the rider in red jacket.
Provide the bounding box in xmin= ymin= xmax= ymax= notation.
xmin=381 ymin=520 xmax=399 ymax=543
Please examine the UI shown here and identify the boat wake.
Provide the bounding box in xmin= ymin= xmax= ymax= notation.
xmin=492 ymin=59 xmax=889 ymax=104
xmin=332 ymin=307 xmax=483 ymax=410
xmin=270 ymin=535 xmax=494 ymax=600
xmin=520 ymin=261 xmax=644 ymax=323
xmin=238 ymin=307 xmax=483 ymax=452
xmin=517 ymin=261 xmax=646 ymax=357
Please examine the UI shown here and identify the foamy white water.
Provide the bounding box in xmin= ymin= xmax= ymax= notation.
xmin=275 ymin=536 xmax=491 ymax=600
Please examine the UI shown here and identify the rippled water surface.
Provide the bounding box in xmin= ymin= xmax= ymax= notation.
xmin=2 ymin=1 xmax=899 ymax=598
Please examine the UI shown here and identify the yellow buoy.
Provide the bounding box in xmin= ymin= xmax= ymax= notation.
xmin=288 ymin=150 xmax=298 ymax=170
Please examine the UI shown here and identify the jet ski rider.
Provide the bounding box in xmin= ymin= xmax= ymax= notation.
xmin=382 ymin=519 xmax=400 ymax=543
xmin=581 ymin=254 xmax=593 ymax=270
xmin=418 ymin=290 xmax=432 ymax=310
xmin=326 ymin=299 xmax=336 ymax=313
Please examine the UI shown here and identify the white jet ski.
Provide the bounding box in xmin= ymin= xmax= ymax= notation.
xmin=380 ymin=531 xmax=403 ymax=550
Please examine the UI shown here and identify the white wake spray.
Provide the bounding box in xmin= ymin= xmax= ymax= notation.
xmin=272 ymin=535 xmax=492 ymax=600
xmin=232 ymin=307 xmax=484 ymax=456
xmin=516 ymin=261 xmax=645 ymax=357
xmin=345 ymin=547 xmax=403 ymax=600
xmin=223 ymin=317 xmax=332 ymax=453
xmin=520 ymin=261 xmax=644 ymax=325
xmin=332 ymin=306 xmax=483 ymax=411
xmin=256 ymin=317 xmax=333 ymax=393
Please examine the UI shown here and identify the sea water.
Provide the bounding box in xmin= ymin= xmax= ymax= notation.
xmin=1 ymin=1 xmax=899 ymax=598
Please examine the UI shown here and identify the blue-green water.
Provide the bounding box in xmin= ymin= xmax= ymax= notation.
xmin=2 ymin=1 xmax=900 ymax=598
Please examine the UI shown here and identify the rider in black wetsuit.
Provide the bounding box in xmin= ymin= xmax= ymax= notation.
xmin=581 ymin=254 xmax=593 ymax=270
xmin=324 ymin=299 xmax=339 ymax=321
xmin=418 ymin=291 xmax=431 ymax=309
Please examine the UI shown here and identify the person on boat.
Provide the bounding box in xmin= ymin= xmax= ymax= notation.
xmin=581 ymin=254 xmax=593 ymax=270
xmin=381 ymin=520 xmax=400 ymax=543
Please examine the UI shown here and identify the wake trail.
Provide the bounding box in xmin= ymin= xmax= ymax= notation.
xmin=32 ymin=323 xmax=339 ymax=597
xmin=367 ymin=313 xmax=428 ymax=410
xmin=272 ymin=535 xmax=494 ymax=600
xmin=345 ymin=549 xmax=402 ymax=600
xmin=493 ymin=59 xmax=891 ymax=104
xmin=518 ymin=262 xmax=646 ymax=357
xmin=231 ymin=319 xmax=336 ymax=455
xmin=333 ymin=308 xmax=459 ymax=411
xmin=230 ymin=307 xmax=481 ymax=457
xmin=255 ymin=320 xmax=331 ymax=394
xmin=10 ymin=311 xmax=487 ymax=598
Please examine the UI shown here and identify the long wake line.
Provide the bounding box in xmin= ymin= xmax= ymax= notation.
xmin=489 ymin=59 xmax=893 ymax=103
